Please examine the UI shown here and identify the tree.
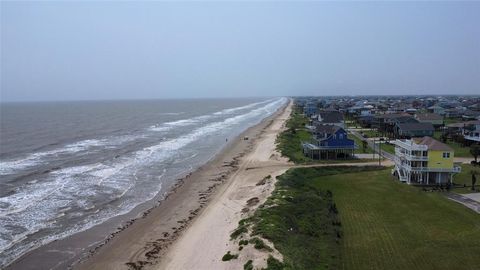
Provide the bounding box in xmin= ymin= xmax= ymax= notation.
xmin=440 ymin=134 xmax=447 ymax=143
xmin=471 ymin=170 xmax=478 ymax=191
xmin=470 ymin=144 xmax=480 ymax=163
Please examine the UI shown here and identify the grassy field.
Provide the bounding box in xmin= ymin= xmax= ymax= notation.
xmin=451 ymin=164 xmax=480 ymax=193
xmin=247 ymin=166 xmax=480 ymax=270
xmin=360 ymin=129 xmax=380 ymax=138
xmin=349 ymin=133 xmax=374 ymax=154
xmin=380 ymin=142 xmax=395 ymax=154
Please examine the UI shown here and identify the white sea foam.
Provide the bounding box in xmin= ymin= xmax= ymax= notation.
xmin=0 ymin=136 xmax=137 ymax=175
xmin=0 ymin=97 xmax=287 ymax=267
xmin=147 ymin=99 xmax=275 ymax=133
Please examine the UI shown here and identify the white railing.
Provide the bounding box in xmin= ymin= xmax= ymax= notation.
xmin=464 ymin=135 xmax=480 ymax=142
xmin=394 ymin=149 xmax=428 ymax=161
xmin=393 ymin=140 xmax=428 ymax=151
xmin=404 ymin=164 xmax=461 ymax=173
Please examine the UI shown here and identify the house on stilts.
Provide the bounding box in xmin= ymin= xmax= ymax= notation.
xmin=393 ymin=136 xmax=461 ymax=185
xmin=302 ymin=124 xmax=356 ymax=160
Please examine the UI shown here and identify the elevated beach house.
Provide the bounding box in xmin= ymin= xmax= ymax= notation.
xmin=302 ymin=124 xmax=355 ymax=160
xmin=393 ymin=136 xmax=461 ymax=185
xmin=463 ymin=121 xmax=480 ymax=143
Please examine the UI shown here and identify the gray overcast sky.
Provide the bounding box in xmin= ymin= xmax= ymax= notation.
xmin=1 ymin=1 xmax=479 ymax=102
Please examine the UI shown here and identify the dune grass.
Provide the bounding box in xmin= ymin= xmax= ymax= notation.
xmin=248 ymin=166 xmax=480 ymax=270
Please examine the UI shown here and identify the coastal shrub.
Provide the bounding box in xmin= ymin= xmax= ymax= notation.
xmin=230 ymin=224 xmax=248 ymax=239
xmin=264 ymin=255 xmax=285 ymax=270
xmin=249 ymin=237 xmax=273 ymax=251
xmin=221 ymin=251 xmax=238 ymax=261
xmin=239 ymin=239 xmax=249 ymax=246
xmin=244 ymin=259 xmax=254 ymax=270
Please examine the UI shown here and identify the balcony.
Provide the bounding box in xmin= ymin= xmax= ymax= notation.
xmin=394 ymin=149 xmax=428 ymax=161
xmin=464 ymin=135 xmax=480 ymax=142
xmin=393 ymin=140 xmax=428 ymax=151
xmin=403 ymin=164 xmax=461 ymax=173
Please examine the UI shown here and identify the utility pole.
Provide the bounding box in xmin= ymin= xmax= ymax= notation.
xmin=378 ymin=138 xmax=384 ymax=166
xmin=378 ymin=139 xmax=382 ymax=166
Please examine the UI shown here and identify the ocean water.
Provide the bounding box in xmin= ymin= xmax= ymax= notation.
xmin=0 ymin=97 xmax=287 ymax=267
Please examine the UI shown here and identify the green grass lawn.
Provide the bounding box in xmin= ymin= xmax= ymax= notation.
xmin=360 ymin=129 xmax=380 ymax=138
xmin=451 ymin=164 xmax=480 ymax=193
xmin=315 ymin=168 xmax=480 ymax=270
xmin=349 ymin=133 xmax=374 ymax=154
xmin=248 ymin=167 xmax=480 ymax=270
xmin=380 ymin=142 xmax=395 ymax=154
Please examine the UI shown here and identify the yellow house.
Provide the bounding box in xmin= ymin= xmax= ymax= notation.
xmin=393 ymin=137 xmax=461 ymax=185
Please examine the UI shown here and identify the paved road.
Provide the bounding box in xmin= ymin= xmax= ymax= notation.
xmin=445 ymin=192 xmax=480 ymax=214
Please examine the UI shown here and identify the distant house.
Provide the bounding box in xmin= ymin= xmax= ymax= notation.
xmin=428 ymin=105 xmax=446 ymax=115
xmin=394 ymin=122 xmax=435 ymax=138
xmin=393 ymin=136 xmax=461 ymax=185
xmin=302 ymin=124 xmax=355 ymax=160
xmin=444 ymin=108 xmax=464 ymax=119
xmin=462 ymin=110 xmax=480 ymax=121
xmin=463 ymin=121 xmax=480 ymax=143
xmin=303 ymin=102 xmax=318 ymax=117
xmin=357 ymin=115 xmax=375 ymax=128
xmin=316 ymin=111 xmax=345 ymax=128
xmin=414 ymin=113 xmax=443 ymax=127
xmin=468 ymin=103 xmax=480 ymax=111
xmin=373 ymin=113 xmax=415 ymax=137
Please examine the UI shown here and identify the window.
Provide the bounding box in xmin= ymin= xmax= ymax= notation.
xmin=443 ymin=152 xmax=450 ymax=158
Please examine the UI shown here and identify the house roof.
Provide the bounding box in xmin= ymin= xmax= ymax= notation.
xmin=319 ymin=111 xmax=344 ymax=123
xmin=446 ymin=120 xmax=480 ymax=128
xmin=394 ymin=116 xmax=418 ymax=124
xmin=412 ymin=137 xmax=453 ymax=151
xmin=415 ymin=113 xmax=443 ymax=121
xmin=397 ymin=122 xmax=435 ymax=132
xmin=375 ymin=113 xmax=409 ymax=120
xmin=314 ymin=124 xmax=341 ymax=134
xmin=428 ymin=104 xmax=444 ymax=109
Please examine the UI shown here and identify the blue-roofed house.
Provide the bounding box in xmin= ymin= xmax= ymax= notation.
xmin=302 ymin=124 xmax=356 ymax=160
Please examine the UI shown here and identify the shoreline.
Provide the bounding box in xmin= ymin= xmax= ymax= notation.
xmin=155 ymin=100 xmax=293 ymax=269
xmin=5 ymin=99 xmax=290 ymax=270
